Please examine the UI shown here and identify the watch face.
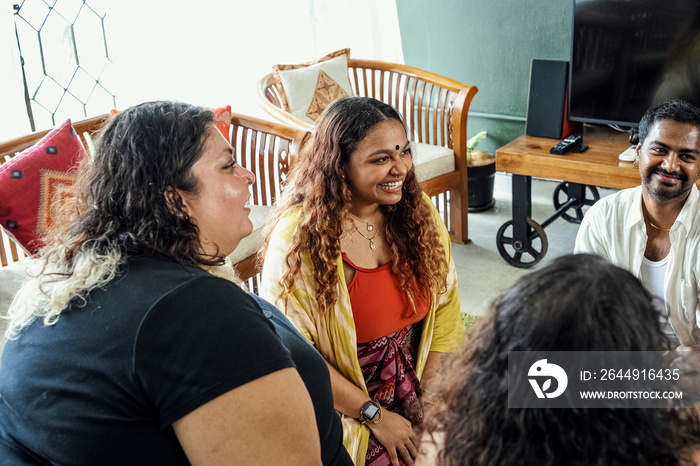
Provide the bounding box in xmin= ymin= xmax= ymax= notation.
xmin=363 ymin=403 xmax=380 ymax=420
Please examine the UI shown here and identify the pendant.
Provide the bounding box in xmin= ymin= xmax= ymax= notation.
xmin=367 ymin=223 xmax=374 ymax=232
xmin=369 ymin=239 xmax=377 ymax=250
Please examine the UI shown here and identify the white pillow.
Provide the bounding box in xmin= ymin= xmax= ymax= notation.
xmin=273 ymin=49 xmax=353 ymax=124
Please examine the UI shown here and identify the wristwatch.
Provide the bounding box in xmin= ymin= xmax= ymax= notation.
xmin=359 ymin=400 xmax=383 ymax=424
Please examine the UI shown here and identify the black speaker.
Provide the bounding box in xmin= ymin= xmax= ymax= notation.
xmin=525 ymin=59 xmax=580 ymax=139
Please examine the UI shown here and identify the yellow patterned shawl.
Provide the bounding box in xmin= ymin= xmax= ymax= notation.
xmin=259 ymin=195 xmax=463 ymax=466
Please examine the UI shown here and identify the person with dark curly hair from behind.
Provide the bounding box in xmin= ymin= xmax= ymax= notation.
xmin=260 ymin=96 xmax=463 ymax=466
xmin=416 ymin=254 xmax=700 ymax=466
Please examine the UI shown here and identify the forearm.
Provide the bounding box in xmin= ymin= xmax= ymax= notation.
xmin=421 ymin=351 xmax=448 ymax=404
xmin=326 ymin=362 xmax=418 ymax=465
xmin=325 ymin=361 xmax=370 ymax=419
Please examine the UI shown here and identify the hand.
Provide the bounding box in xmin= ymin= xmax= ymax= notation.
xmin=367 ymin=410 xmax=418 ymax=466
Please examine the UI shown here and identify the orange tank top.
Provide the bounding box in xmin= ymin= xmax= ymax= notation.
xmin=343 ymin=253 xmax=429 ymax=343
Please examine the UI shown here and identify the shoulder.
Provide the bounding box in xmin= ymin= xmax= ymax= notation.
xmin=420 ymin=192 xmax=442 ymax=225
xmin=90 ymin=257 xmax=221 ymax=318
xmin=135 ymin=273 xmax=291 ymax=374
xmin=250 ymin=293 xmax=285 ymax=322
xmin=606 ymin=186 xmax=639 ymax=206
xmin=586 ymin=186 xmax=639 ymax=219
xmin=263 ymin=206 xmax=308 ymax=271
xmin=421 ymin=192 xmax=439 ymax=214
xmin=681 ymin=188 xmax=700 ymax=239
xmin=130 ymin=258 xmax=271 ymax=340
xmin=420 ymin=192 xmax=451 ymax=246
xmin=684 ymin=185 xmax=700 ymax=212
xmin=121 ymin=256 xmax=212 ymax=288
xmin=269 ymin=207 xmax=304 ymax=242
xmin=146 ymin=273 xmax=257 ymax=323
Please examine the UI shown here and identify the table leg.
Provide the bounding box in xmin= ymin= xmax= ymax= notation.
xmin=512 ymin=174 xmax=532 ymax=248
xmin=496 ymin=174 xmax=549 ymax=268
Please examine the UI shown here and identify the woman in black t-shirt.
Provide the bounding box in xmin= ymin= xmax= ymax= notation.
xmin=0 ymin=101 xmax=323 ymax=465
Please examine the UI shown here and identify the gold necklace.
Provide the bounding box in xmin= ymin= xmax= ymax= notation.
xmin=349 ymin=210 xmax=378 ymax=232
xmin=345 ymin=216 xmax=380 ymax=251
xmin=648 ymin=221 xmax=672 ymax=232
xmin=642 ymin=205 xmax=672 ymax=232
xmin=353 ymin=226 xmax=379 ymax=250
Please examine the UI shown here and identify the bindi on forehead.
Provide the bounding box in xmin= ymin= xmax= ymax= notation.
xmin=395 ymin=145 xmax=400 ymax=151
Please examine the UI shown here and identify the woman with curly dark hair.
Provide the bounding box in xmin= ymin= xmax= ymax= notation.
xmin=260 ymin=96 xmax=463 ymax=466
xmin=417 ymin=253 xmax=700 ymax=466
xmin=0 ymin=101 xmax=323 ymax=465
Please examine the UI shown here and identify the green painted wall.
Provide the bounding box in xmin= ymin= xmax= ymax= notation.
xmin=396 ymin=0 xmax=572 ymax=154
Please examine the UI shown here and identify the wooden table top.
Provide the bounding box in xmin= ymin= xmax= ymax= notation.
xmin=495 ymin=127 xmax=641 ymax=190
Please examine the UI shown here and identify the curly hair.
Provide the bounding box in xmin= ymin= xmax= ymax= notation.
xmin=261 ymin=96 xmax=447 ymax=315
xmin=6 ymin=101 xmax=218 ymax=337
xmin=424 ymin=254 xmax=700 ymax=466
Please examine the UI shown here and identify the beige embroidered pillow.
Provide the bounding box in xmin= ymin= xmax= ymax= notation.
xmin=273 ymin=49 xmax=354 ymax=124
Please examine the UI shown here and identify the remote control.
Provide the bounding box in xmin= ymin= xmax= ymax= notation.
xmin=550 ymin=135 xmax=582 ymax=155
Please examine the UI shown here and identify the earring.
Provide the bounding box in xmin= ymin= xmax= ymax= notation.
xmin=633 ymin=159 xmax=639 ymax=168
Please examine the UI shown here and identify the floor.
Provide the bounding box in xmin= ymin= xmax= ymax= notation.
xmin=453 ymin=173 xmax=616 ymax=318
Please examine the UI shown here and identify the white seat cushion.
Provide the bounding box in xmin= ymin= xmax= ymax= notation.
xmin=411 ymin=142 xmax=455 ymax=182
xmin=227 ymin=204 xmax=275 ymax=265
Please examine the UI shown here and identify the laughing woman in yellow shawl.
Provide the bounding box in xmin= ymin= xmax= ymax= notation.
xmin=260 ymin=96 xmax=463 ymax=466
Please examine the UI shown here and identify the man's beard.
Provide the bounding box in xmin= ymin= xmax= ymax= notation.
xmin=642 ymin=167 xmax=692 ymax=200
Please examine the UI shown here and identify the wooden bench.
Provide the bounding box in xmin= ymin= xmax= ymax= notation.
xmin=0 ymin=112 xmax=309 ymax=291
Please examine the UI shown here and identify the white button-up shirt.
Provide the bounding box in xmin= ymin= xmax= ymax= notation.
xmin=574 ymin=185 xmax=700 ymax=345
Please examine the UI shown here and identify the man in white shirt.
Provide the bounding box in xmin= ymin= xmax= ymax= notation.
xmin=575 ymin=100 xmax=700 ymax=347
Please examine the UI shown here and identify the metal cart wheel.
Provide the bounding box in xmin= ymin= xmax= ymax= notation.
xmin=496 ymin=218 xmax=548 ymax=269
xmin=552 ymin=182 xmax=600 ymax=224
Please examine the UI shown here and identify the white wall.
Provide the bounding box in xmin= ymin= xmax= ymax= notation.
xmin=0 ymin=0 xmax=404 ymax=141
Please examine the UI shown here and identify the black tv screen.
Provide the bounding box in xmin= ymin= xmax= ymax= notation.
xmin=569 ymin=0 xmax=700 ymax=128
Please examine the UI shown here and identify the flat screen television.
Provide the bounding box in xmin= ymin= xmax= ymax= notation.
xmin=569 ymin=0 xmax=700 ymax=128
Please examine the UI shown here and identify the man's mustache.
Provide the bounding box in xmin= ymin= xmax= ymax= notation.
xmin=650 ymin=167 xmax=686 ymax=181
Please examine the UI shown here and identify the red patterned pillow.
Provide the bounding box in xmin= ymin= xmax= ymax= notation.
xmin=109 ymin=105 xmax=232 ymax=143
xmin=0 ymin=119 xmax=86 ymax=254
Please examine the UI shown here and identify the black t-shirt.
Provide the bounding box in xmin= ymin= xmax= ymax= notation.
xmin=252 ymin=294 xmax=353 ymax=466
xmin=0 ymin=257 xmax=294 ymax=465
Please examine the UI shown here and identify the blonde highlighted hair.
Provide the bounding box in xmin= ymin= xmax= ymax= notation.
xmin=5 ymin=101 xmax=221 ymax=338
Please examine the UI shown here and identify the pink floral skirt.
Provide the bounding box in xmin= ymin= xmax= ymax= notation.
xmin=358 ymin=322 xmax=422 ymax=466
